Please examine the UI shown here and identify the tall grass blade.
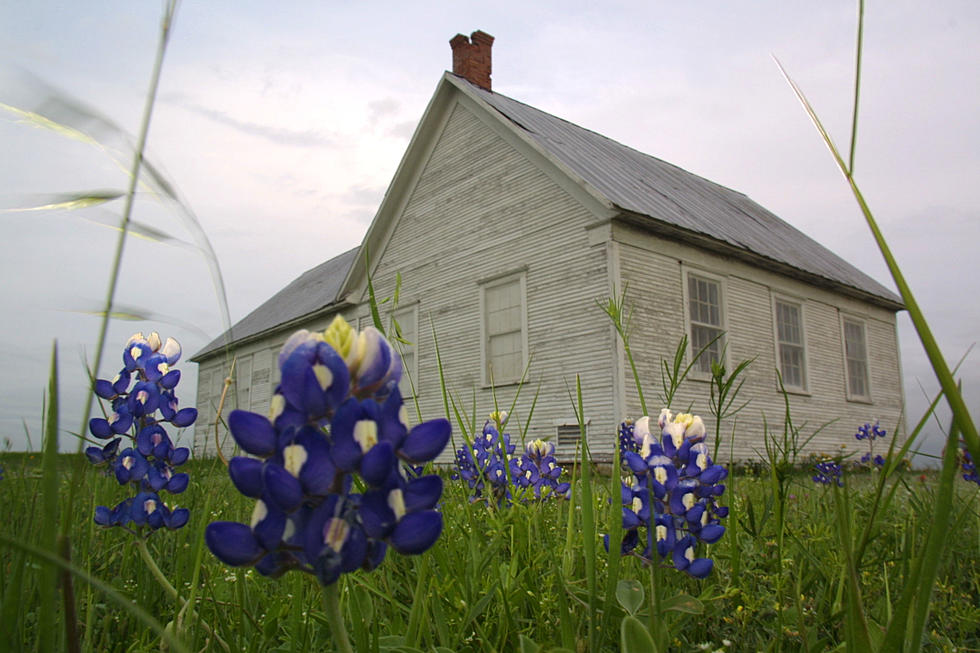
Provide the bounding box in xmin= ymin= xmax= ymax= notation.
xmin=38 ymin=342 xmax=60 ymax=653
xmin=602 ymin=426 xmax=624 ymax=635
xmin=570 ymin=376 xmax=597 ymax=650
xmin=773 ymin=55 xmax=978 ymax=463
xmin=848 ymin=0 xmax=865 ymax=173
xmin=0 ymin=534 xmax=191 ymax=653
xmin=1 ymin=190 xmax=124 ymax=212
xmin=883 ymin=412 xmax=962 ymax=651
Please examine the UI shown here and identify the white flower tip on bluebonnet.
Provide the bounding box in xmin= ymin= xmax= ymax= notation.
xmin=146 ymin=332 xmax=162 ymax=352
xmin=489 ymin=410 xmax=508 ymax=427
xmin=160 ymin=337 xmax=181 ymax=364
xmin=664 ymin=422 xmax=686 ymax=449
xmin=323 ymin=315 xmax=357 ymax=367
xmin=353 ymin=419 xmax=379 ymax=453
xmin=269 ymin=394 xmax=286 ymax=423
xmin=657 ymin=408 xmax=673 ymax=430
xmin=283 ymin=443 xmax=307 ymax=477
xmin=688 ymin=415 xmax=706 ymax=439
xmin=278 ymin=329 xmax=318 ymax=368
xmin=634 ymin=416 xmax=651 ymax=441
xmin=351 ymin=327 xmax=400 ymax=389
xmin=250 ymin=499 xmax=268 ymax=528
xmin=526 ymin=438 xmax=552 ymax=457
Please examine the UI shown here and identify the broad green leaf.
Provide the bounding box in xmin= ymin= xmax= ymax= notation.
xmin=660 ymin=592 xmax=704 ymax=615
xmin=620 ymin=615 xmax=658 ymax=653
xmin=353 ymin=583 xmax=374 ymax=622
xmin=519 ymin=634 xmax=541 ymax=653
xmin=616 ymin=579 xmax=644 ymax=616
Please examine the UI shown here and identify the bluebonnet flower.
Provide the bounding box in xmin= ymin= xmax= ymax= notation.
xmin=606 ymin=410 xmax=728 ymax=578
xmin=812 ymin=459 xmax=843 ymax=486
xmin=618 ymin=419 xmax=639 ymax=458
xmin=855 ymin=420 xmax=887 ymax=469
xmin=205 ymin=316 xmax=450 ymax=587
xmin=453 ymin=414 xmax=517 ymax=504
xmin=87 ymin=332 xmax=193 ymax=533
xmin=961 ymin=447 xmax=980 ymax=487
xmin=511 ymin=439 xmax=571 ymax=500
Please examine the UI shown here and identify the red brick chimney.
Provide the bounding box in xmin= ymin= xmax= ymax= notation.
xmin=449 ymin=30 xmax=494 ymax=91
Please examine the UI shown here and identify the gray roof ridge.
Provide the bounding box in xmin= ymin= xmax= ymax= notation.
xmin=191 ymin=246 xmax=360 ymax=361
xmin=456 ymin=78 xmax=900 ymax=308
xmin=465 ymin=80 xmax=756 ymax=201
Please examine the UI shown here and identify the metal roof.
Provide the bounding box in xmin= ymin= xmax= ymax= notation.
xmin=192 ymin=247 xmax=359 ymax=360
xmin=467 ymin=80 xmax=901 ymax=307
xmin=193 ymin=78 xmax=901 ymax=362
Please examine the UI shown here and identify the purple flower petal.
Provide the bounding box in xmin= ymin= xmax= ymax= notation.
xmin=167 ymin=508 xmax=190 ymax=529
xmin=229 ymin=457 xmax=265 ymax=498
xmin=206 ymin=522 xmax=264 ymax=566
xmin=686 ymin=557 xmax=713 ymax=578
xmin=360 ymin=441 xmax=395 ymax=487
xmin=228 ymin=410 xmax=277 ymax=457
xmin=403 ymin=475 xmax=442 ymax=512
xmin=89 ymin=418 xmax=112 ymax=439
xmin=263 ymin=463 xmax=304 ymax=513
xmin=172 ymin=407 xmax=198 ymax=428
xmin=400 ymin=419 xmax=450 ymax=463
xmin=390 ymin=510 xmax=443 ymax=555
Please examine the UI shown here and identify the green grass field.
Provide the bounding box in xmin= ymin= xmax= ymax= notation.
xmin=1 ymin=451 xmax=977 ymax=652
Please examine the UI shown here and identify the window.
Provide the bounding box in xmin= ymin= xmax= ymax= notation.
xmin=686 ymin=271 xmax=725 ymax=374
xmin=390 ymin=305 xmax=418 ymax=397
xmin=236 ymin=355 xmax=252 ymax=412
xmin=842 ymin=317 xmax=871 ymax=400
xmin=774 ymin=298 xmax=807 ymax=391
xmin=481 ymin=272 xmax=527 ymax=385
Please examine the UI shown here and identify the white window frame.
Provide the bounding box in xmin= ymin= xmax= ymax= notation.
xmin=682 ymin=267 xmax=728 ymax=378
xmin=840 ymin=314 xmax=872 ymax=402
xmin=479 ymin=269 xmax=529 ymax=387
xmin=236 ymin=354 xmax=252 ymax=412
xmin=771 ymin=295 xmax=809 ymax=393
xmin=389 ymin=303 xmax=419 ymax=398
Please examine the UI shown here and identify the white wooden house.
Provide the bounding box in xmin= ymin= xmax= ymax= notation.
xmin=191 ymin=32 xmax=904 ymax=462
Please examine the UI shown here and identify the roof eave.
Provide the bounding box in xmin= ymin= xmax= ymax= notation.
xmin=613 ymin=211 xmax=905 ymax=312
xmin=190 ymin=298 xmax=356 ymax=363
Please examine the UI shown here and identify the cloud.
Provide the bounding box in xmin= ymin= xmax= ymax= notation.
xmin=168 ymin=96 xmax=335 ymax=148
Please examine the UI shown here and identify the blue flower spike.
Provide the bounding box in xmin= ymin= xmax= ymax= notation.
xmin=205 ymin=317 xmax=450 ymax=587
xmin=855 ymin=420 xmax=888 ymax=469
xmin=606 ymin=409 xmax=727 ymax=578
xmin=87 ymin=332 xmax=194 ymax=535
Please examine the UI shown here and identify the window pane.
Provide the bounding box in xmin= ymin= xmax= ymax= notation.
xmin=688 ymin=275 xmax=721 ymax=327
xmin=691 ymin=324 xmax=723 ymax=373
xmin=391 ymin=308 xmax=418 ymax=397
xmin=484 ymin=277 xmax=525 ymax=383
xmin=843 ymin=319 xmax=869 ymax=398
xmin=776 ymin=301 xmax=806 ymax=389
xmin=848 ymin=359 xmax=868 ymax=397
xmin=776 ymin=302 xmax=802 ymax=345
xmin=398 ymin=350 xmax=415 ymax=397
xmin=779 ymin=343 xmax=805 ymax=388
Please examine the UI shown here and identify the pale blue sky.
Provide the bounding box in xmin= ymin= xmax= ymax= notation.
xmin=1 ymin=1 xmax=977 ymax=461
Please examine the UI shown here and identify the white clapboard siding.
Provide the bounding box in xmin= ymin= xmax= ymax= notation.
xmin=359 ymin=101 xmax=617 ymax=463
xmin=615 ymin=225 xmax=903 ymax=461
xmin=190 ymin=88 xmax=903 ymax=465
